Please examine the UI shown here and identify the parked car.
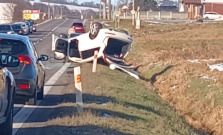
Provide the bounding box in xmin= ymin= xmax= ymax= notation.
xmin=0 ymin=54 xmax=20 ymax=135
xmin=13 ymin=22 xmax=29 ymax=35
xmin=0 ymin=24 xmax=15 ymax=34
xmin=71 ymin=22 xmax=85 ymax=33
xmin=24 ymin=21 xmax=33 ymax=33
xmin=0 ymin=33 xmax=48 ymax=105
xmin=203 ymin=12 xmax=223 ymax=20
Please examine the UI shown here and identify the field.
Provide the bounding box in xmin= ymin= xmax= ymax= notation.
xmin=119 ymin=20 xmax=223 ymax=135
xmin=43 ymin=20 xmax=223 ymax=135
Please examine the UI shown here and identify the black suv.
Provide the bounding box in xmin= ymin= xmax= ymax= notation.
xmin=0 ymin=54 xmax=20 ymax=135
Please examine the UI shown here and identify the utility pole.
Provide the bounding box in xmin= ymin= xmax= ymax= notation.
xmin=132 ymin=0 xmax=135 ymax=26
xmin=100 ymin=0 xmax=102 ymax=19
xmin=103 ymin=0 xmax=107 ymax=19
xmin=48 ymin=2 xmax=50 ymax=19
xmin=108 ymin=0 xmax=111 ymax=20
xmin=61 ymin=4 xmax=63 ymax=18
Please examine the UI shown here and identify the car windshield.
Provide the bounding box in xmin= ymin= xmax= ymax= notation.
xmin=25 ymin=22 xmax=29 ymax=25
xmin=0 ymin=39 xmax=26 ymax=55
xmin=72 ymin=23 xmax=83 ymax=27
xmin=12 ymin=24 xmax=22 ymax=30
xmin=0 ymin=25 xmax=11 ymax=31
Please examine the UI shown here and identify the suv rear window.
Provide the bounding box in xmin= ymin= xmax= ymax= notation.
xmin=12 ymin=25 xmax=22 ymax=29
xmin=0 ymin=39 xmax=26 ymax=55
xmin=72 ymin=23 xmax=83 ymax=27
xmin=0 ymin=25 xmax=11 ymax=31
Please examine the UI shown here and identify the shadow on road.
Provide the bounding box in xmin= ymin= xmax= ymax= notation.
xmin=14 ymin=125 xmax=131 ymax=135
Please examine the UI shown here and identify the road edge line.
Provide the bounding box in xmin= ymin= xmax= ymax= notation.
xmin=12 ymin=63 xmax=71 ymax=135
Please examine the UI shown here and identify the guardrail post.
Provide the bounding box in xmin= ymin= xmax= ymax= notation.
xmin=92 ymin=51 xmax=98 ymax=72
xmin=147 ymin=11 xmax=149 ymax=19
xmin=74 ymin=66 xmax=83 ymax=113
xmin=170 ymin=12 xmax=173 ymax=20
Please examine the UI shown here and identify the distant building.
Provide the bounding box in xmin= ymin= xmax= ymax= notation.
xmin=202 ymin=0 xmax=223 ymax=14
xmin=182 ymin=0 xmax=223 ymax=19
xmin=0 ymin=3 xmax=16 ymax=24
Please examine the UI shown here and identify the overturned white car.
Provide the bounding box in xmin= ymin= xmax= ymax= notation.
xmin=52 ymin=22 xmax=139 ymax=79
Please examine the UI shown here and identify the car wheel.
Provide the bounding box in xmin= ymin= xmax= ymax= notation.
xmin=37 ymin=80 xmax=44 ymax=100
xmin=0 ymin=99 xmax=13 ymax=135
xmin=89 ymin=22 xmax=103 ymax=39
xmin=27 ymin=88 xmax=37 ymax=105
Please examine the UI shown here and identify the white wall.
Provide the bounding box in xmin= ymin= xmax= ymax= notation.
xmin=0 ymin=3 xmax=16 ymax=24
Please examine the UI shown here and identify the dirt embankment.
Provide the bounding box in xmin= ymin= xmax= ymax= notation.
xmin=126 ymin=21 xmax=223 ymax=135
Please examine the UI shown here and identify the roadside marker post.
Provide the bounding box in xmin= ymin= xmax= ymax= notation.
xmin=92 ymin=50 xmax=98 ymax=73
xmin=74 ymin=66 xmax=83 ymax=113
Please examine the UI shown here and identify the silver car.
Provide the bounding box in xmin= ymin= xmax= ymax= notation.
xmin=0 ymin=33 xmax=48 ymax=105
xmin=14 ymin=22 xmax=29 ymax=35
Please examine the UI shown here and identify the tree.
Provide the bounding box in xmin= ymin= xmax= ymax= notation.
xmin=117 ymin=0 xmax=158 ymax=11
xmin=135 ymin=0 xmax=158 ymax=11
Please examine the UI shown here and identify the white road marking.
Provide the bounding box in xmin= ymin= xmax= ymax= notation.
xmin=34 ymin=19 xmax=67 ymax=45
xmin=12 ymin=63 xmax=71 ymax=135
xmin=36 ymin=19 xmax=52 ymax=26
xmin=52 ymin=20 xmax=67 ymax=32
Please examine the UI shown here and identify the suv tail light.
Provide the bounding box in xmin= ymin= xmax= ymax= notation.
xmin=18 ymin=84 xmax=30 ymax=89
xmin=18 ymin=55 xmax=33 ymax=65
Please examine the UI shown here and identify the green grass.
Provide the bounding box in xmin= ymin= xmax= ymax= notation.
xmin=80 ymin=63 xmax=200 ymax=135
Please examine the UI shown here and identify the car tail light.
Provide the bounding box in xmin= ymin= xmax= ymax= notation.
xmin=18 ymin=84 xmax=30 ymax=89
xmin=19 ymin=30 xmax=22 ymax=34
xmin=18 ymin=55 xmax=33 ymax=65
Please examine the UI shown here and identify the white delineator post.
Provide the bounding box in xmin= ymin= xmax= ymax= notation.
xmin=92 ymin=51 xmax=98 ymax=72
xmin=74 ymin=66 xmax=83 ymax=113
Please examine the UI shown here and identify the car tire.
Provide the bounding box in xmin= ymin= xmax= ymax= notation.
xmin=0 ymin=99 xmax=13 ymax=135
xmin=59 ymin=33 xmax=68 ymax=38
xmin=89 ymin=22 xmax=103 ymax=39
xmin=27 ymin=88 xmax=37 ymax=105
xmin=37 ymin=80 xmax=44 ymax=100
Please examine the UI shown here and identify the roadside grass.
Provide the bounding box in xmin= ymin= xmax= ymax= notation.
xmin=44 ymin=19 xmax=223 ymax=134
xmin=113 ymin=20 xmax=223 ymax=134
xmin=46 ymin=62 xmax=201 ymax=135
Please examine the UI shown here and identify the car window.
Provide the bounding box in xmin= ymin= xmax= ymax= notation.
xmin=29 ymin=40 xmax=39 ymax=58
xmin=72 ymin=23 xmax=83 ymax=27
xmin=0 ymin=25 xmax=11 ymax=31
xmin=12 ymin=24 xmax=22 ymax=29
xmin=0 ymin=39 xmax=26 ymax=55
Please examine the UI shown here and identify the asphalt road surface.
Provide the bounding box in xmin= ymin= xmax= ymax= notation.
xmin=13 ymin=19 xmax=82 ymax=135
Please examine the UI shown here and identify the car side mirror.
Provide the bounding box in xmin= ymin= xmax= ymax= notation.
xmin=39 ymin=55 xmax=48 ymax=61
xmin=0 ymin=54 xmax=20 ymax=67
xmin=52 ymin=34 xmax=68 ymax=60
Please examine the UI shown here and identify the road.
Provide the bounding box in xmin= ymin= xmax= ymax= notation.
xmin=13 ymin=19 xmax=81 ymax=135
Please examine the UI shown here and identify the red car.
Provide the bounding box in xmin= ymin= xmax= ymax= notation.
xmin=72 ymin=22 xmax=85 ymax=33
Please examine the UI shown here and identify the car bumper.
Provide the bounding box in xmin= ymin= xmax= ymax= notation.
xmin=15 ymin=79 xmax=36 ymax=96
